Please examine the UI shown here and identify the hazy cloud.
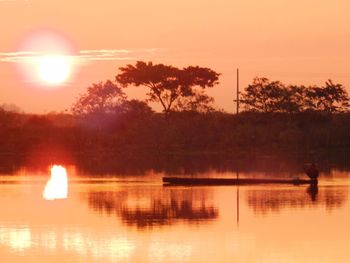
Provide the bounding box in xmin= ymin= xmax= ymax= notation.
xmin=77 ymin=49 xmax=159 ymax=61
xmin=0 ymin=49 xmax=160 ymax=63
xmin=0 ymin=51 xmax=39 ymax=63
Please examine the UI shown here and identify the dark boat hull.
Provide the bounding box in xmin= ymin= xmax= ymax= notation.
xmin=163 ymin=177 xmax=315 ymax=186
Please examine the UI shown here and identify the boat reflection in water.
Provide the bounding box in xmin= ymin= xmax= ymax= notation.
xmin=247 ymin=184 xmax=348 ymax=214
xmin=43 ymin=165 xmax=68 ymax=200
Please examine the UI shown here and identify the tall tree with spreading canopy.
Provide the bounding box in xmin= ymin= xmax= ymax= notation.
xmin=116 ymin=61 xmax=220 ymax=113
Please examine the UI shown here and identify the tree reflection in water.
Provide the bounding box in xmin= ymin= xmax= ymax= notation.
xmin=87 ymin=188 xmax=218 ymax=228
xmin=247 ymin=185 xmax=348 ymax=214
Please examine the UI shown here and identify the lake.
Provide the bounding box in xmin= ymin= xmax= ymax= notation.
xmin=0 ymin=165 xmax=349 ymax=262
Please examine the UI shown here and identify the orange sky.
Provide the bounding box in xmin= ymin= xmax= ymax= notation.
xmin=1 ymin=0 xmax=350 ymax=113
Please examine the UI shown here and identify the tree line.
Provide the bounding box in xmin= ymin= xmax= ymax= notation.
xmin=2 ymin=61 xmax=350 ymax=173
xmin=70 ymin=61 xmax=350 ymax=116
xmin=239 ymin=77 xmax=349 ymax=114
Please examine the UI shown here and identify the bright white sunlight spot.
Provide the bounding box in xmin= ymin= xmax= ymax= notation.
xmin=38 ymin=55 xmax=70 ymax=85
xmin=43 ymin=165 xmax=68 ymax=200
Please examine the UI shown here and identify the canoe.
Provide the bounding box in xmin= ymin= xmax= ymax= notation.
xmin=163 ymin=177 xmax=316 ymax=186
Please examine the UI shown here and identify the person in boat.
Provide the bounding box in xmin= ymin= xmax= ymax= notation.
xmin=304 ymin=163 xmax=319 ymax=181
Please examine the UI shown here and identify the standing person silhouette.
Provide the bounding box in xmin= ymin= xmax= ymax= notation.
xmin=305 ymin=163 xmax=319 ymax=183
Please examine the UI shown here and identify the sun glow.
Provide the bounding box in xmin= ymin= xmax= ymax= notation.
xmin=43 ymin=165 xmax=68 ymax=200
xmin=38 ymin=55 xmax=70 ymax=84
xmin=15 ymin=29 xmax=76 ymax=86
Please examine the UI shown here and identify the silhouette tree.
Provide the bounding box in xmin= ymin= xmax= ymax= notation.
xmin=240 ymin=77 xmax=287 ymax=112
xmin=240 ymin=78 xmax=349 ymax=113
xmin=116 ymin=61 xmax=220 ymax=114
xmin=279 ymin=85 xmax=305 ymax=113
xmin=0 ymin=103 xmax=22 ymax=113
xmin=120 ymin=99 xmax=153 ymax=116
xmin=173 ymin=90 xmax=215 ymax=113
xmin=304 ymin=80 xmax=349 ymax=113
xmin=0 ymin=107 xmax=21 ymax=129
xmin=71 ymin=80 xmax=126 ymax=115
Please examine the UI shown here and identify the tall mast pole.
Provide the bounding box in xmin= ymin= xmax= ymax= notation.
xmin=236 ymin=68 xmax=239 ymax=114
xmin=236 ymin=69 xmax=240 ymax=227
xmin=236 ymin=171 xmax=239 ymax=226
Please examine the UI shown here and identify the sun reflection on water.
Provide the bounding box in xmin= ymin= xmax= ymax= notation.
xmin=63 ymin=232 xmax=135 ymax=261
xmin=43 ymin=165 xmax=68 ymax=200
xmin=0 ymin=226 xmax=31 ymax=252
xmin=0 ymin=226 xmax=135 ymax=261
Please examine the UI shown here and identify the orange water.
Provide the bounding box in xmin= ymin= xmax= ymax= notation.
xmin=0 ymin=170 xmax=349 ymax=263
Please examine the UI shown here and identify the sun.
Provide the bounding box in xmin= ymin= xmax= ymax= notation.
xmin=16 ymin=29 xmax=76 ymax=86
xmin=37 ymin=55 xmax=71 ymax=85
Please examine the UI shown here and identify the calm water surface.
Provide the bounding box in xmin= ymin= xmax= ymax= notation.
xmin=0 ymin=167 xmax=349 ymax=262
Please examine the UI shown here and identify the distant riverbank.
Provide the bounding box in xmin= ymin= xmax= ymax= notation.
xmin=1 ymin=110 xmax=350 ymax=175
